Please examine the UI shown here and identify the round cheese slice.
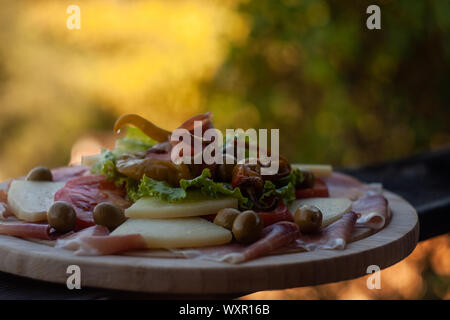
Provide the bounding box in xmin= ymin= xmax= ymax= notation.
xmin=289 ymin=197 xmax=352 ymax=227
xmin=111 ymin=217 xmax=232 ymax=248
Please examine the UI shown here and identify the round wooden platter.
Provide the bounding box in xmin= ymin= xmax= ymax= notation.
xmin=0 ymin=186 xmax=418 ymax=295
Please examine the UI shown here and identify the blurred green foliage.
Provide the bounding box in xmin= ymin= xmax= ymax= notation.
xmin=205 ymin=0 xmax=450 ymax=166
xmin=1 ymin=0 xmax=449 ymax=178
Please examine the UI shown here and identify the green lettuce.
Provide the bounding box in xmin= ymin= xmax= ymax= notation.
xmin=134 ymin=176 xmax=187 ymax=202
xmin=113 ymin=127 xmax=156 ymax=156
xmin=134 ymin=168 xmax=250 ymax=207
xmin=180 ymin=169 xmax=250 ymax=207
xmin=91 ymin=149 xmax=118 ymax=180
xmin=260 ymin=168 xmax=304 ymax=204
xmin=90 ymin=127 xmax=158 ymax=199
xmin=91 ymin=149 xmax=140 ymax=200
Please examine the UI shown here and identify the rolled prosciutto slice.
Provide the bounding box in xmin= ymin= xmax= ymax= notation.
xmin=0 ymin=222 xmax=56 ymax=240
xmin=55 ymin=225 xmax=146 ymax=256
xmin=352 ymin=194 xmax=389 ymax=230
xmin=294 ymin=212 xmax=357 ymax=251
xmin=171 ymin=221 xmax=299 ymax=264
xmin=223 ymin=221 xmax=299 ymax=264
xmin=323 ymin=172 xmax=389 ymax=230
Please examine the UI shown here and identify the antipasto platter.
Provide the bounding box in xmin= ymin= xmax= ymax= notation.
xmin=0 ymin=113 xmax=418 ymax=294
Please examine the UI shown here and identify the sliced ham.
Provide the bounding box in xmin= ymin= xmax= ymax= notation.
xmin=293 ymin=212 xmax=357 ymax=251
xmin=224 ymin=221 xmax=299 ymax=263
xmin=0 ymin=222 xmax=56 ymax=240
xmin=323 ymin=172 xmax=382 ymax=199
xmin=352 ymin=194 xmax=389 ymax=230
xmin=176 ymin=112 xmax=214 ymax=135
xmin=171 ymin=221 xmax=299 ymax=264
xmin=322 ymin=172 xmax=365 ymax=200
xmin=54 ymin=175 xmax=131 ymax=230
xmin=55 ymin=225 xmax=146 ymax=256
xmin=51 ymin=165 xmax=90 ymax=182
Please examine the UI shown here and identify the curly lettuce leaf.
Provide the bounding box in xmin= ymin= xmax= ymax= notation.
xmin=260 ymin=168 xmax=303 ymax=204
xmin=180 ymin=169 xmax=250 ymax=207
xmin=91 ymin=149 xmax=118 ymax=180
xmin=91 ymin=149 xmax=140 ymax=201
xmin=135 ymin=176 xmax=187 ymax=202
xmin=134 ymin=168 xmax=250 ymax=207
xmin=260 ymin=180 xmax=296 ymax=204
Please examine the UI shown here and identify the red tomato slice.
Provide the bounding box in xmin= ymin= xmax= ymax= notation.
xmin=256 ymin=200 xmax=293 ymax=227
xmin=295 ymin=178 xmax=329 ymax=199
xmin=54 ymin=174 xmax=131 ymax=230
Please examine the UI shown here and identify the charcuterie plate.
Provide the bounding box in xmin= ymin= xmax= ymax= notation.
xmin=0 ymin=179 xmax=418 ymax=295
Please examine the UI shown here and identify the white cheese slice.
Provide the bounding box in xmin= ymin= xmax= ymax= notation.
xmin=291 ymin=164 xmax=333 ymax=178
xmin=7 ymin=180 xmax=66 ymax=222
xmin=125 ymin=193 xmax=238 ymax=219
xmin=289 ymin=197 xmax=352 ymax=227
xmin=111 ymin=217 xmax=232 ymax=248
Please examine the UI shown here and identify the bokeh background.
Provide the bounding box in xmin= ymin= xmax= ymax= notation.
xmin=0 ymin=0 xmax=448 ymax=299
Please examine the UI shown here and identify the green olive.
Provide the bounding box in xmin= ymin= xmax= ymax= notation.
xmin=294 ymin=205 xmax=323 ymax=234
xmin=214 ymin=208 xmax=240 ymax=230
xmin=26 ymin=166 xmax=53 ymax=181
xmin=232 ymin=210 xmax=263 ymax=244
xmin=300 ymin=170 xmax=315 ymax=188
xmin=47 ymin=201 xmax=76 ymax=233
xmin=93 ymin=202 xmax=126 ymax=230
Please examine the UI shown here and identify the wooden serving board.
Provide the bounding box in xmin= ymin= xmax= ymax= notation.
xmin=0 ymin=184 xmax=418 ymax=295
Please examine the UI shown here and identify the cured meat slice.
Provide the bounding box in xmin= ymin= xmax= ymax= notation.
xmin=177 ymin=112 xmax=214 ymax=134
xmin=322 ymin=172 xmax=364 ymax=200
xmin=51 ymin=165 xmax=90 ymax=182
xmin=294 ymin=212 xmax=357 ymax=251
xmin=0 ymin=222 xmax=56 ymax=240
xmin=225 ymin=221 xmax=299 ymax=263
xmin=54 ymin=175 xmax=130 ymax=230
xmin=169 ymin=112 xmax=214 ymax=159
xmin=323 ymin=172 xmax=382 ymax=200
xmin=352 ymin=194 xmax=389 ymax=230
xmin=55 ymin=225 xmax=146 ymax=256
xmin=143 ymin=113 xmax=213 ymax=164
xmin=171 ymin=221 xmax=299 ymax=264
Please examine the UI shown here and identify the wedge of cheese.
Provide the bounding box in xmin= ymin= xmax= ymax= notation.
xmin=7 ymin=180 xmax=66 ymax=222
xmin=289 ymin=197 xmax=352 ymax=227
xmin=125 ymin=194 xmax=238 ymax=219
xmin=291 ymin=164 xmax=333 ymax=178
xmin=111 ymin=217 xmax=232 ymax=248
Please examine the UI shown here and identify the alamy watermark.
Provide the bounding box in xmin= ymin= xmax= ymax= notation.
xmin=366 ymin=5 xmax=381 ymax=30
xmin=170 ymin=122 xmax=280 ymax=175
xmin=66 ymin=5 xmax=81 ymax=30
xmin=366 ymin=265 xmax=381 ymax=290
xmin=66 ymin=265 xmax=81 ymax=289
